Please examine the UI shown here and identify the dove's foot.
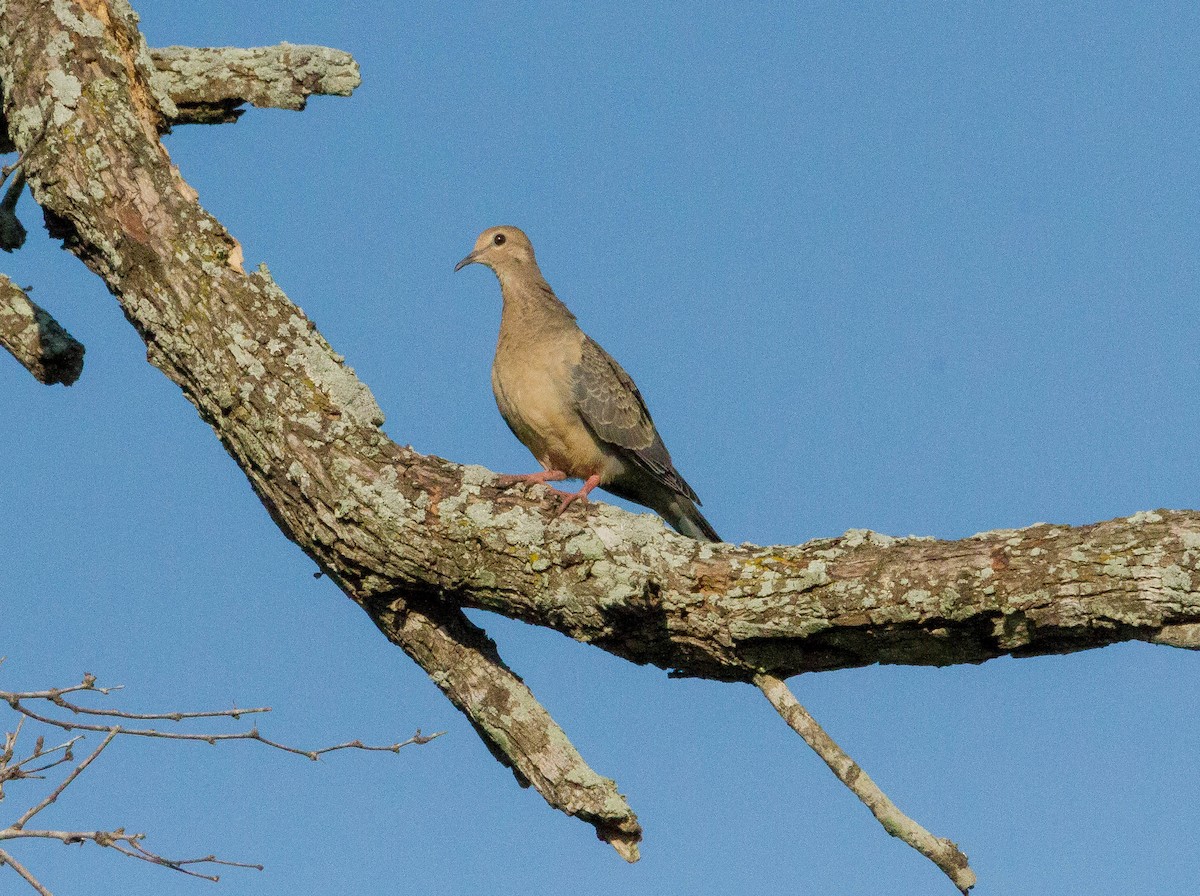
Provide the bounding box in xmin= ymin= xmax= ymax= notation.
xmin=550 ymin=474 xmax=601 ymax=516
xmin=496 ymin=470 xmax=567 ymax=489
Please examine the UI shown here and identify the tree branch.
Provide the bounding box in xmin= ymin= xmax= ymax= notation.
xmin=0 ymin=41 xmax=361 ymax=152
xmin=0 ymin=0 xmax=638 ymax=859
xmin=0 ymin=847 xmax=52 ymax=896
xmin=0 ymin=167 xmax=26 ymax=250
xmin=3 ymin=0 xmax=1196 ymax=887
xmin=367 ymin=595 xmax=642 ymax=859
xmin=755 ymin=673 xmax=975 ymax=893
xmin=4 ymin=735 xmax=85 ymax=780
xmin=151 ymin=44 xmax=362 ymax=126
xmin=0 ymin=274 xmax=84 ymax=385
xmin=12 ymin=728 xmax=117 ymax=831
xmin=1 ymin=674 xmax=440 ymax=760
xmin=0 ymin=673 xmax=436 ymax=892
xmin=431 ymin=510 xmax=1200 ymax=680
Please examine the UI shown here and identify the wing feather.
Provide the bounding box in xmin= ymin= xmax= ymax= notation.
xmin=571 ymin=337 xmax=700 ymax=502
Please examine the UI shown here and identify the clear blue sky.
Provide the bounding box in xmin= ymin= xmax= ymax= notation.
xmin=4 ymin=2 xmax=1199 ymax=894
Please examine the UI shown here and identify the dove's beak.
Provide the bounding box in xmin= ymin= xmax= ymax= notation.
xmin=454 ymin=251 xmax=479 ymax=272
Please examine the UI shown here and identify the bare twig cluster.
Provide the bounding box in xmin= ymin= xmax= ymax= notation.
xmin=0 ymin=671 xmax=441 ymax=894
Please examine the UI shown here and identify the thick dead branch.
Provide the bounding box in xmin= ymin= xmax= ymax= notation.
xmin=0 ymin=0 xmax=638 ymax=859
xmin=0 ymin=274 xmax=83 ymax=385
xmin=755 ymin=673 xmax=975 ymax=893
xmin=0 ymin=40 xmax=358 ymax=151
xmin=368 ymin=596 xmax=642 ymax=859
xmin=429 ymin=511 xmax=1200 ymax=680
xmin=151 ymin=44 xmax=361 ymax=125
xmin=3 ymin=0 xmax=1197 ymax=886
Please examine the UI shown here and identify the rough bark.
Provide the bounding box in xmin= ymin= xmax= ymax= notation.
xmin=0 ymin=42 xmax=360 ymax=152
xmin=0 ymin=0 xmax=640 ymax=860
xmin=2 ymin=0 xmax=1197 ymax=887
xmin=152 ymin=44 xmax=361 ymax=125
xmin=0 ymin=274 xmax=84 ymax=385
xmin=756 ymin=673 xmax=975 ymax=893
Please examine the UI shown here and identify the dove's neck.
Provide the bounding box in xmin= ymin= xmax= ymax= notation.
xmin=496 ymin=266 xmax=579 ymax=344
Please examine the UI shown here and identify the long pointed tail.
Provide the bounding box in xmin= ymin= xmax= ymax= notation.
xmin=661 ymin=494 xmax=721 ymax=542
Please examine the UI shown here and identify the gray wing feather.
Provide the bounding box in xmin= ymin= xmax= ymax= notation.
xmin=571 ymin=337 xmax=701 ymax=503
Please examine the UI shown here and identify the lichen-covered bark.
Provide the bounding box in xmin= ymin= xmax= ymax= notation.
xmin=369 ymin=594 xmax=642 ymax=859
xmin=0 ymin=0 xmax=639 ymax=857
xmin=152 ymin=44 xmax=361 ymax=125
xmin=0 ymin=42 xmax=360 ymax=152
xmin=438 ymin=511 xmax=1200 ymax=681
xmin=0 ymin=274 xmax=84 ymax=385
xmin=3 ymin=0 xmax=1198 ymax=880
xmin=349 ymin=497 xmax=1200 ymax=682
xmin=757 ymin=672 xmax=975 ymax=893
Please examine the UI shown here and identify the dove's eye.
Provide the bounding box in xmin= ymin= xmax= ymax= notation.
xmin=493 ymin=233 xmax=507 ymax=246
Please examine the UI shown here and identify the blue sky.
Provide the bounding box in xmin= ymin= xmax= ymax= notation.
xmin=4 ymin=2 xmax=1200 ymax=893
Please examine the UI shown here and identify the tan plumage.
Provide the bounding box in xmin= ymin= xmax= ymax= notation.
xmin=455 ymin=225 xmax=720 ymax=542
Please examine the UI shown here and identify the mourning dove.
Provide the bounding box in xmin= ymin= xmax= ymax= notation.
xmin=455 ymin=226 xmax=720 ymax=542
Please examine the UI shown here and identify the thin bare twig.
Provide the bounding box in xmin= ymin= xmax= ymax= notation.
xmin=13 ymin=728 xmax=117 ymax=830
xmin=4 ymin=673 xmax=119 ymax=697
xmin=116 ymin=839 xmax=264 ymax=879
xmin=0 ymin=827 xmax=265 ymax=882
xmin=0 ymin=716 xmax=23 ymax=766
xmin=754 ymin=673 xmax=976 ymax=894
xmin=1 ymin=675 xmax=442 ymax=759
xmin=0 ymin=847 xmax=51 ymax=896
xmin=2 ymin=676 xmax=266 ymax=722
xmin=11 ymin=736 xmax=84 ymax=775
xmin=51 ymin=699 xmax=267 ymax=723
xmin=7 ymin=754 xmax=80 ymax=783
xmin=8 ymin=699 xmax=440 ymax=758
xmin=0 ymin=673 xmax=441 ymax=893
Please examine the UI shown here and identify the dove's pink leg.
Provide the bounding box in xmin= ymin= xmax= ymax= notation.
xmin=495 ymin=470 xmax=567 ymax=488
xmin=550 ymin=474 xmax=602 ymax=516
xmin=496 ymin=470 xmax=601 ymax=516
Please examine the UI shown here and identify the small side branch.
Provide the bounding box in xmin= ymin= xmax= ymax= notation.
xmin=754 ymin=673 xmax=976 ymax=894
xmin=0 ymin=275 xmax=84 ymax=385
xmin=0 ymin=848 xmax=51 ymax=896
xmin=0 ymin=675 xmax=440 ymax=760
xmin=151 ymin=44 xmax=362 ymax=126
xmin=12 ymin=728 xmax=117 ymax=830
xmin=0 ymin=673 xmax=439 ymax=892
xmin=372 ymin=597 xmax=643 ymax=861
xmin=1 ymin=826 xmax=265 ymax=884
xmin=0 ymin=168 xmax=27 ymax=251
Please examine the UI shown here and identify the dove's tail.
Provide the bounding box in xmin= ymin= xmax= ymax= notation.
xmin=605 ymin=470 xmax=722 ymax=542
xmin=660 ymin=494 xmax=721 ymax=543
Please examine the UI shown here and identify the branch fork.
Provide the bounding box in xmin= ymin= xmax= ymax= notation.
xmin=5 ymin=1 xmax=1196 ymax=891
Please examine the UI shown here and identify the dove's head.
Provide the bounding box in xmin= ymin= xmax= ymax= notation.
xmin=454 ymin=226 xmax=538 ymax=275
